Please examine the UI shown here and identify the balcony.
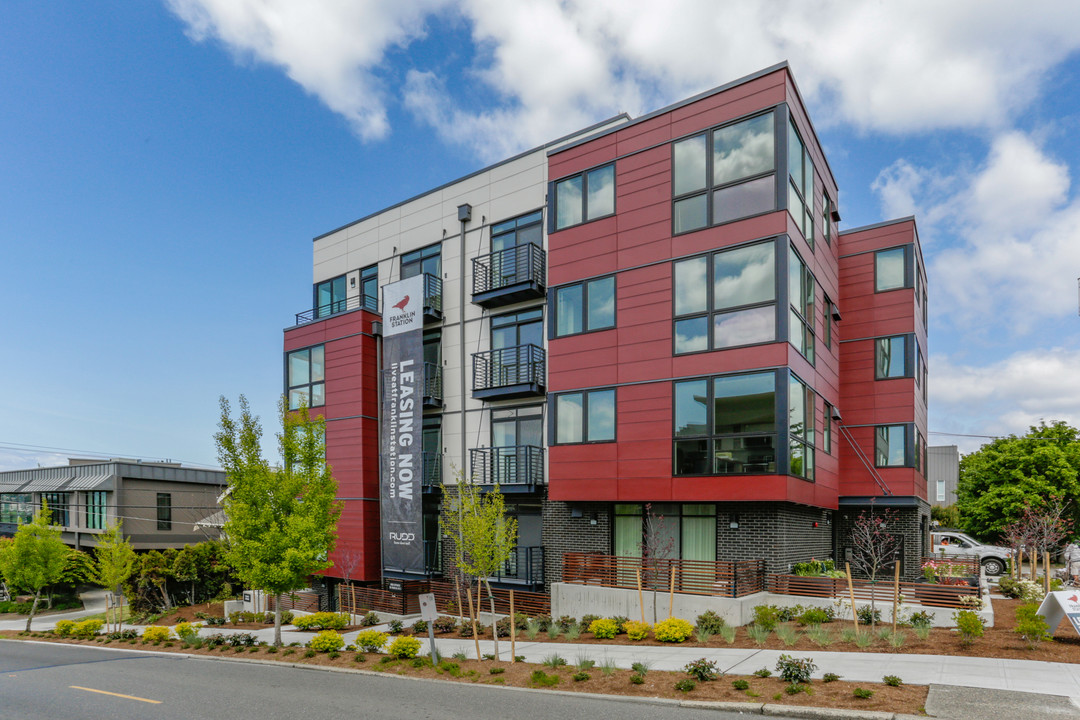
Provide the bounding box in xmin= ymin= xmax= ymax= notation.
xmin=294 ymin=294 xmax=377 ymax=326
xmin=471 ymin=344 xmax=545 ymax=400
xmin=469 ymin=446 xmax=544 ymax=493
xmin=421 ymin=451 xmax=442 ymax=493
xmin=423 ymin=363 xmax=443 ymax=409
xmin=489 ymin=546 xmax=544 ymax=588
xmin=420 ymin=273 xmax=443 ymax=323
xmin=472 ymin=244 xmax=546 ymax=308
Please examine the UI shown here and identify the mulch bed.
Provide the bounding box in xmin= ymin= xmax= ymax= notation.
xmin=0 ymin=632 xmax=926 ymax=714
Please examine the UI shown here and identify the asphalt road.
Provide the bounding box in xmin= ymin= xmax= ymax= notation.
xmin=0 ymin=641 xmax=743 ymax=720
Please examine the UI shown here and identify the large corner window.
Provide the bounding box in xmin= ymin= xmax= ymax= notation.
xmin=287 ymin=345 xmax=325 ymax=410
xmin=554 ymin=388 xmax=615 ymax=444
xmin=554 ymin=164 xmax=615 ymax=230
xmin=42 ymin=492 xmax=71 ymax=527
xmin=788 ymin=246 xmax=815 ymax=364
xmin=875 ymin=335 xmax=911 ymax=379
xmin=787 ymin=119 xmax=814 ymax=249
xmin=314 ymin=274 xmax=347 ymax=319
xmin=157 ymin=493 xmax=172 ymax=531
xmin=673 ymin=240 xmax=776 ymax=354
xmin=874 ymin=246 xmax=910 ymax=292
xmin=402 ymin=243 xmax=441 ymax=279
xmin=613 ymin=503 xmax=717 ymax=562
xmin=554 ymin=276 xmax=615 ymax=336
xmin=875 ymin=424 xmax=909 ymax=467
xmin=0 ymin=493 xmax=33 ymax=525
xmin=672 ymin=111 xmax=776 ymax=234
xmin=86 ymin=491 xmax=107 ymax=530
xmin=360 ymin=264 xmax=378 ymax=311
xmin=788 ymin=373 xmax=815 ymax=481
xmin=674 ymin=371 xmax=777 ymax=475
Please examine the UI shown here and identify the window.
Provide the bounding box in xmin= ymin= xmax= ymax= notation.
xmin=922 ymin=287 xmax=928 ymax=327
xmin=822 ymin=295 xmax=834 ymax=348
xmin=875 ymin=335 xmax=910 ymax=379
xmin=875 ymin=425 xmax=908 ymax=467
xmin=788 ymin=246 xmax=815 ymax=363
xmin=360 ymin=264 xmax=378 ymax=311
xmin=554 ymin=164 xmax=615 ymax=230
xmin=287 ymin=345 xmax=325 ymax=410
xmin=554 ymin=276 xmax=615 ymax=336
xmin=875 ymin=246 xmax=909 ymax=292
xmin=822 ymin=402 xmax=833 ymax=454
xmin=157 ymin=493 xmax=172 ymax=531
xmin=492 ymin=308 xmax=543 ymax=350
xmin=42 ymin=492 xmax=71 ymax=526
xmin=613 ymin=503 xmax=716 ymax=562
xmin=822 ymin=193 xmax=834 ymax=246
xmin=492 ymin=211 xmax=542 ymax=252
xmin=922 ymin=350 xmax=928 ymax=402
xmin=402 ymin=243 xmax=441 ymax=279
xmin=493 ymin=405 xmax=543 ymax=448
xmin=674 ymin=371 xmax=777 ymax=475
xmin=672 ymin=112 xmax=776 ymax=233
xmin=673 ymin=240 xmax=776 ymax=354
xmin=787 ymin=119 xmax=814 ymax=248
xmin=937 ymin=479 xmax=946 ymax=503
xmin=314 ymin=274 xmax=347 ymax=318
xmin=0 ymin=493 xmax=33 ymax=525
xmin=788 ymin=373 xmax=815 ymax=480
xmin=555 ymin=388 xmax=615 ymax=443
xmin=86 ymin=491 xmax=107 ymax=530
xmin=915 ymin=431 xmax=925 ymax=475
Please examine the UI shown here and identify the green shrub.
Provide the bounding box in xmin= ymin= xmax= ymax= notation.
xmin=1015 ymin=603 xmax=1052 ymax=648
xmin=856 ymin=605 xmax=881 ymax=626
xmin=175 ymin=622 xmax=201 ymax=642
xmin=622 ymin=620 xmax=650 ymax=641
xmin=853 ymin=688 xmax=874 ymax=699
xmin=611 ymin=616 xmax=629 ymax=634
xmin=588 ymin=618 xmax=619 ymax=639
xmin=432 ymin=616 xmax=457 ymax=633
xmin=747 ymin=624 xmax=771 ymax=645
xmin=907 ymin=610 xmax=933 ymax=628
xmin=785 ymin=683 xmax=810 ymax=695
xmin=327 ymin=651 xmax=340 ymax=659
xmin=775 ymin=624 xmax=799 ymax=646
xmin=530 ymin=670 xmax=560 ymax=687
xmin=411 ymin=619 xmax=428 ymax=633
xmin=629 ymin=673 xmax=645 ymax=685
xmin=630 ymin=661 xmax=651 ymax=675
xmin=309 ymin=630 xmax=345 ymax=652
xmin=654 ymin=617 xmax=694 ymax=643
xmin=883 ymin=675 xmax=902 ymax=686
xmin=952 ymin=609 xmax=984 ymax=645
xmin=674 ymin=678 xmax=696 ymax=693
xmin=489 ymin=667 xmax=505 ymax=675
xmin=303 ymin=648 xmax=316 ymax=658
xmin=776 ymin=654 xmax=816 ymax=684
xmin=542 ymin=653 xmax=567 ymax=668
xmin=72 ymin=619 xmax=103 ymax=639
xmin=997 ymin=574 xmax=1019 ymax=598
xmin=797 ymin=607 xmax=834 ymax=625
xmin=54 ymin=620 xmax=76 ymax=637
xmin=732 ymin=679 xmax=749 ymax=690
xmin=753 ymin=668 xmax=772 ymax=678
xmin=683 ymin=658 xmax=720 ymax=682
xmin=719 ymin=625 xmax=736 ymax=644
xmin=388 ymin=636 xmax=421 ymax=659
xmin=355 ymin=629 xmax=388 ymax=652
xmin=695 ymin=610 xmax=725 ymax=634
xmin=438 ymin=660 xmax=462 ymax=677
xmin=361 ymin=611 xmax=380 ymax=626
xmin=579 ymin=614 xmax=600 ymax=629
xmin=388 ymin=619 xmax=404 ymax=634
xmin=804 ymin=624 xmax=833 ymax=647
xmin=572 ymin=671 xmax=590 ymax=682
xmin=752 ymin=605 xmax=780 ymax=630
xmin=823 ymin=672 xmax=840 ymax=682
xmin=294 ymin=612 xmax=348 ymax=631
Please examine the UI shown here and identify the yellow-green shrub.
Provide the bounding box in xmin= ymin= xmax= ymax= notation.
xmin=588 ymin=618 xmax=619 ymax=639
xmin=654 ymin=617 xmax=694 ymax=643
xmin=388 ymin=635 xmax=422 ymax=659
xmin=72 ymin=619 xmax=104 ymax=639
xmin=142 ymin=626 xmax=172 ymax=643
xmin=355 ymin=629 xmax=388 ymax=652
xmin=622 ymin=620 xmax=651 ymax=641
xmin=309 ymin=630 xmax=345 ymax=652
xmin=175 ymin=622 xmax=201 ymax=642
xmin=293 ymin=612 xmax=349 ymax=631
xmin=54 ymin=620 xmax=77 ymax=637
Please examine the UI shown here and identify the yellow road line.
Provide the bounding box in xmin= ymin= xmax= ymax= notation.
xmin=69 ymin=685 xmax=161 ymax=704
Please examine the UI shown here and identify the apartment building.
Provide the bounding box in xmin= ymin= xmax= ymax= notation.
xmin=283 ymin=62 xmax=930 ymax=594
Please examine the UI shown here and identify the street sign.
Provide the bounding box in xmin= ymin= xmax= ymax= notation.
xmin=1037 ymin=590 xmax=1080 ymax=637
xmin=418 ymin=593 xmax=438 ymax=622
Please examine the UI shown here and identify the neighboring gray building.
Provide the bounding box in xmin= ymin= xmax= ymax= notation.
xmin=927 ymin=445 xmax=960 ymax=507
xmin=0 ymin=459 xmax=225 ymax=550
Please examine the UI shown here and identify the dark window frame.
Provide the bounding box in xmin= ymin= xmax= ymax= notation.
xmin=157 ymin=492 xmax=172 ymax=531
xmin=553 ymin=275 xmax=616 ymax=337
xmin=285 ymin=344 xmax=326 ymax=410
xmin=874 ymin=423 xmax=914 ymax=468
xmin=552 ymin=163 xmax=616 ymax=231
xmin=788 ymin=244 xmax=816 ymax=365
xmin=612 ymin=502 xmax=717 ymax=562
xmin=314 ymin=274 xmax=347 ymax=318
xmin=787 ymin=118 xmax=815 ymax=250
xmin=360 ymin=263 xmax=378 ymax=312
xmin=86 ymin=491 xmax=107 ymax=530
xmin=552 ymin=387 xmax=617 ymax=445
xmin=42 ymin=492 xmax=71 ymax=527
xmin=788 ymin=372 xmax=816 ymax=481
xmin=874 ymin=245 xmax=913 ymax=293
xmin=874 ymin=333 xmax=915 ymax=380
xmin=671 ymin=109 xmax=779 ymax=236
xmin=401 ymin=242 xmax=442 ymax=279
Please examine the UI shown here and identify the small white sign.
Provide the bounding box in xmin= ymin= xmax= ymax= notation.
xmin=418 ymin=592 xmax=438 ymax=622
xmin=1037 ymin=590 xmax=1080 ymax=637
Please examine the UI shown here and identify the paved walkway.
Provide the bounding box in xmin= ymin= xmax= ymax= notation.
xmin=0 ymin=589 xmax=108 ymax=631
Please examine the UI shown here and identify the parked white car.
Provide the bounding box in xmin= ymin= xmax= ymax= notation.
xmin=931 ymin=529 xmax=1011 ymax=576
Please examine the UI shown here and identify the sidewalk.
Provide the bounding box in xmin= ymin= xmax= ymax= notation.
xmin=0 ymin=588 xmax=108 ymax=632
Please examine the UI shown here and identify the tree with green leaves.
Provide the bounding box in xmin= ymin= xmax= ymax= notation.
xmin=957 ymin=421 xmax=1080 ymax=541
xmin=93 ymin=521 xmax=137 ymax=633
xmin=0 ymin=506 xmax=69 ymax=631
xmin=441 ymin=472 xmax=517 ymax=658
xmin=215 ymin=395 xmax=343 ymax=647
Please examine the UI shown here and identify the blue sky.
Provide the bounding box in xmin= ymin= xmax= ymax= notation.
xmin=2 ymin=1 xmax=1079 ymax=471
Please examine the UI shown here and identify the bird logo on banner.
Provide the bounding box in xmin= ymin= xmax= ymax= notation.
xmin=392 ymin=295 xmax=410 ymax=311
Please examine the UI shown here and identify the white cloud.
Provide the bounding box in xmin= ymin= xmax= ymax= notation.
xmin=165 ymin=0 xmax=1080 ymax=154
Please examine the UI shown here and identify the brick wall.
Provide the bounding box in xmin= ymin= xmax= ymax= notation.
xmin=716 ymin=502 xmax=834 ymax=575
xmin=542 ymin=497 xmax=611 ymax=588
xmin=837 ymin=500 xmax=930 ymax=582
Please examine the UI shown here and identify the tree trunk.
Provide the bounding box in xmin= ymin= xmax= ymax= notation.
xmin=483 ymin=578 xmax=499 ymax=659
xmin=159 ymin=583 xmax=172 ymax=611
xmin=274 ymin=594 xmax=283 ymax=647
xmin=453 ymin=574 xmax=463 ymax=621
xmin=25 ymin=589 xmax=41 ymax=632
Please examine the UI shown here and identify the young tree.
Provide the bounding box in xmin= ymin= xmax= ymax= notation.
xmin=216 ymin=395 xmax=343 ymax=647
xmin=639 ymin=503 xmax=675 ymax=623
xmin=93 ymin=521 xmax=137 ymax=633
xmin=0 ymin=506 xmax=69 ymax=631
xmin=848 ymin=507 xmax=903 ymax=629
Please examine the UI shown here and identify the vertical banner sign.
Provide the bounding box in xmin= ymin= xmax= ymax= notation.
xmin=380 ymin=275 xmax=426 ymax=576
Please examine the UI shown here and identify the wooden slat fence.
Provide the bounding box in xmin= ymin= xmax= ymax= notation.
xmin=920 ymin=555 xmax=981 ymax=577
xmin=427 ymin=580 xmax=550 ymax=616
xmin=267 ymin=591 xmax=320 ymax=613
xmin=767 ymin=574 xmax=978 ymax=609
xmin=562 ymin=552 xmax=765 ymax=598
xmin=338 ymin=584 xmax=420 ymax=616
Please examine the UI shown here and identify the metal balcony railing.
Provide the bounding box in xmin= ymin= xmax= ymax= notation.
xmin=294 ymin=294 xmax=378 ymax=325
xmin=470 ymin=446 xmax=544 ymax=489
xmin=472 ymin=244 xmax=546 ymax=306
xmin=422 ymin=273 xmax=442 ymax=319
xmin=421 ymin=452 xmax=442 ymax=489
xmin=490 ymin=546 xmax=544 ymax=585
xmin=472 ymin=344 xmax=545 ymax=397
xmin=423 ymin=363 xmax=442 ymax=407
